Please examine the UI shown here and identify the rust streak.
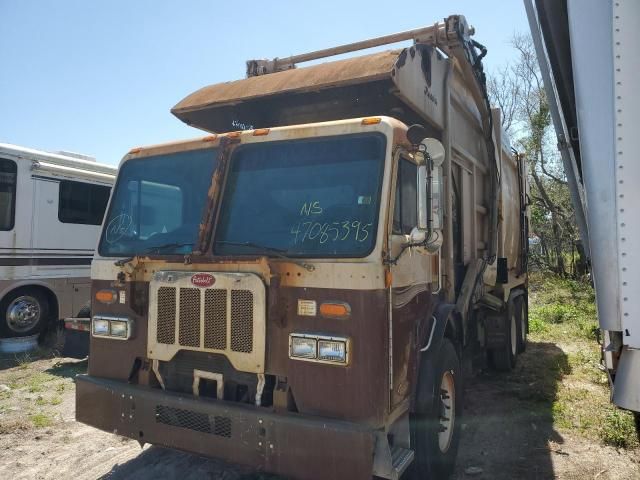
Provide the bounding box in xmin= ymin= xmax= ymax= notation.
xmin=194 ymin=137 xmax=235 ymax=255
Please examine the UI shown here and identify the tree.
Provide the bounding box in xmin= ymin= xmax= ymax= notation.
xmin=489 ymin=34 xmax=580 ymax=277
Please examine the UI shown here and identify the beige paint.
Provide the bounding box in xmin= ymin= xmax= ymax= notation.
xmin=147 ymin=270 xmax=267 ymax=373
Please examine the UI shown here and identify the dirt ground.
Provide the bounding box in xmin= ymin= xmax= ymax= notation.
xmin=0 ymin=338 xmax=638 ymax=479
xmin=454 ymin=342 xmax=640 ymax=480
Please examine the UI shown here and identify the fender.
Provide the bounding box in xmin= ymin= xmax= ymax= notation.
xmin=420 ymin=303 xmax=459 ymax=356
xmin=411 ymin=302 xmax=459 ymax=412
xmin=0 ymin=280 xmax=57 ymax=305
xmin=508 ymin=288 xmax=526 ymax=302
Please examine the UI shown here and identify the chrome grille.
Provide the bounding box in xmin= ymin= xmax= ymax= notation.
xmin=157 ymin=287 xmax=176 ymax=344
xmin=179 ymin=288 xmax=201 ymax=347
xmin=231 ymin=290 xmax=253 ymax=353
xmin=204 ymin=289 xmax=227 ymax=350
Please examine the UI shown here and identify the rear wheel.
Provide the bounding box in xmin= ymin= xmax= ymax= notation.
xmin=408 ymin=338 xmax=462 ymax=479
xmin=489 ymin=298 xmax=517 ymax=371
xmin=515 ymin=294 xmax=528 ymax=353
xmin=0 ymin=289 xmax=49 ymax=337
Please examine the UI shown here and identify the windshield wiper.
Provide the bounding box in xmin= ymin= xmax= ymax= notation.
xmin=214 ymin=240 xmax=315 ymax=272
xmin=114 ymin=242 xmax=194 ymax=268
xmin=144 ymin=242 xmax=194 ymax=254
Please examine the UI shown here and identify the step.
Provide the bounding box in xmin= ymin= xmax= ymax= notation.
xmin=391 ymin=446 xmax=415 ymax=477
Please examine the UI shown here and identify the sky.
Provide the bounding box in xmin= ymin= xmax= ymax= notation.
xmin=0 ymin=0 xmax=529 ymax=166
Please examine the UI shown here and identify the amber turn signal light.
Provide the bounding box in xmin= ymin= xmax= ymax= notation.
xmin=361 ymin=117 xmax=382 ymax=125
xmin=95 ymin=289 xmax=117 ymax=304
xmin=319 ymin=302 xmax=351 ymax=319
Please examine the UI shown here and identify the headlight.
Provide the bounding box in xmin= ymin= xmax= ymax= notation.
xmin=289 ymin=334 xmax=349 ymax=365
xmin=92 ymin=316 xmax=133 ymax=340
xmin=290 ymin=336 xmax=317 ymax=359
xmin=109 ymin=320 xmax=129 ymax=338
xmin=318 ymin=339 xmax=347 ymax=363
xmin=92 ymin=318 xmax=110 ymax=336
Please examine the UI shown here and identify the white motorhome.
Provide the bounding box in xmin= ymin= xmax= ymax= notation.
xmin=0 ymin=143 xmax=116 ymax=338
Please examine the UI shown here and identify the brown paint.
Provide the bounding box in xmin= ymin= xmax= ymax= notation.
xmin=391 ymin=287 xmax=433 ymax=408
xmin=88 ymin=280 xmax=149 ymax=380
xmin=267 ymin=286 xmax=389 ymax=426
xmin=77 ymin=375 xmax=375 ymax=480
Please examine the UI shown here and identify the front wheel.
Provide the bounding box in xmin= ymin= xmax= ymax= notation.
xmin=0 ymin=290 xmax=49 ymax=337
xmin=408 ymin=338 xmax=462 ymax=479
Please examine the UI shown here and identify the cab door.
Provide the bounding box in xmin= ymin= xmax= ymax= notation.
xmin=388 ymin=153 xmax=433 ymax=409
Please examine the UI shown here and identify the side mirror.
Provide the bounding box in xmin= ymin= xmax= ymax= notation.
xmin=417 ymin=138 xmax=445 ymax=253
xmin=406 ymin=124 xmax=428 ymax=146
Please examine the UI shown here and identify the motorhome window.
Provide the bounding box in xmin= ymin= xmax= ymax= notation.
xmin=58 ymin=180 xmax=111 ymax=225
xmin=214 ymin=134 xmax=386 ymax=258
xmin=98 ymin=148 xmax=218 ymax=256
xmin=0 ymin=159 xmax=17 ymax=231
xmin=392 ymin=158 xmax=418 ymax=235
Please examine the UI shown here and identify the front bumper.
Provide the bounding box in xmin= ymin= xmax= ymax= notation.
xmin=76 ymin=375 xmax=376 ymax=480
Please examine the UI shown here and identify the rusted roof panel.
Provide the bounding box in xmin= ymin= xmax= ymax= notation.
xmin=172 ymin=50 xmax=400 ymax=116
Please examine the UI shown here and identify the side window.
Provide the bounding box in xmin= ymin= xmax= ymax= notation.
xmin=0 ymin=159 xmax=17 ymax=231
xmin=393 ymin=158 xmax=418 ymax=235
xmin=59 ymin=180 xmax=111 ymax=225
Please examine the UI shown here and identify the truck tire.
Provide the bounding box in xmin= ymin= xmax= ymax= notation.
xmin=408 ymin=338 xmax=462 ymax=479
xmin=489 ymin=298 xmax=517 ymax=371
xmin=515 ymin=294 xmax=528 ymax=353
xmin=0 ymin=289 xmax=49 ymax=338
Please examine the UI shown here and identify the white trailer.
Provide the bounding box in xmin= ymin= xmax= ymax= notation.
xmin=525 ymin=0 xmax=640 ymax=429
xmin=0 ymin=143 xmax=116 ymax=339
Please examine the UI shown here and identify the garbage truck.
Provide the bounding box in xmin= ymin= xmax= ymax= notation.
xmin=76 ymin=15 xmax=529 ymax=479
xmin=525 ymin=0 xmax=640 ymax=434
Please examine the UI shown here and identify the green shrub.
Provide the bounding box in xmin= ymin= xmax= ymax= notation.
xmin=601 ymin=409 xmax=638 ymax=448
xmin=529 ymin=314 xmax=548 ymax=334
xmin=29 ymin=413 xmax=53 ymax=428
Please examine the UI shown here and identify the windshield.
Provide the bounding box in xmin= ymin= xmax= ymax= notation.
xmin=98 ymin=148 xmax=218 ymax=256
xmin=214 ymin=134 xmax=386 ymax=258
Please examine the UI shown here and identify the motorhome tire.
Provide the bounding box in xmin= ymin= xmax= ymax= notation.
xmin=408 ymin=338 xmax=462 ymax=479
xmin=515 ymin=294 xmax=528 ymax=353
xmin=77 ymin=305 xmax=91 ymax=318
xmin=0 ymin=289 xmax=49 ymax=338
xmin=489 ymin=298 xmax=517 ymax=371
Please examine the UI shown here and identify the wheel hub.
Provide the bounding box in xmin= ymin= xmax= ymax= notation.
xmin=438 ymin=370 xmax=456 ymax=453
xmin=6 ymin=296 xmax=40 ymax=333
